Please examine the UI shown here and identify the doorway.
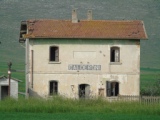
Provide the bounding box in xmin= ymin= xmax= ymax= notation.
xmin=79 ymin=84 xmax=90 ymax=98
xmin=1 ymin=86 xmax=9 ymax=100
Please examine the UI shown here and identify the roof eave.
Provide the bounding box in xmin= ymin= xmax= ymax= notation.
xmin=0 ymin=75 xmax=22 ymax=82
xmin=24 ymin=37 xmax=147 ymax=40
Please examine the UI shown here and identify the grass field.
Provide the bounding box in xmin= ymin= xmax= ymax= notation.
xmin=0 ymin=97 xmax=160 ymax=114
xmin=140 ymin=68 xmax=160 ymax=95
xmin=0 ymin=97 xmax=160 ymax=120
xmin=1 ymin=112 xmax=160 ymax=120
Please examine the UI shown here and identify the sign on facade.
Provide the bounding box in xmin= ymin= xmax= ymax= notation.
xmin=68 ymin=64 xmax=101 ymax=71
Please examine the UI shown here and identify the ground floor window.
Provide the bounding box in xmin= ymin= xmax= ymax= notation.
xmin=106 ymin=81 xmax=119 ymax=97
xmin=49 ymin=81 xmax=58 ymax=95
xmin=79 ymin=84 xmax=90 ymax=98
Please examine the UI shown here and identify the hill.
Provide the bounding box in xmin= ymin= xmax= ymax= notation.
xmin=0 ymin=0 xmax=160 ymax=69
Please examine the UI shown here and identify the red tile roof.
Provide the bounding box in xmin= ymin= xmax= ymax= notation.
xmin=24 ymin=19 xmax=147 ymax=40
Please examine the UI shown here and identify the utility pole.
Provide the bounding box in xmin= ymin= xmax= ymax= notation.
xmin=8 ymin=62 xmax=12 ymax=97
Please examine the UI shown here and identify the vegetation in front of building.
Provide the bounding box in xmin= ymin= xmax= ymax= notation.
xmin=0 ymin=60 xmax=160 ymax=120
xmin=1 ymin=112 xmax=160 ymax=120
xmin=0 ymin=96 xmax=160 ymax=115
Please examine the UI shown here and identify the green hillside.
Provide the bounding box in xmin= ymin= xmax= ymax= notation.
xmin=0 ymin=0 xmax=160 ymax=69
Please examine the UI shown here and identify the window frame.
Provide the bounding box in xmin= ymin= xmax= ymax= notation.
xmin=49 ymin=80 xmax=58 ymax=95
xmin=110 ymin=46 xmax=121 ymax=65
xmin=49 ymin=46 xmax=61 ymax=63
xmin=106 ymin=81 xmax=119 ymax=97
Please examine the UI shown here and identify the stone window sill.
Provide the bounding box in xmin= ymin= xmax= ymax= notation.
xmin=48 ymin=61 xmax=61 ymax=64
xmin=110 ymin=62 xmax=122 ymax=65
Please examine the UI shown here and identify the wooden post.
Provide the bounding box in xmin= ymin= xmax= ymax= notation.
xmin=7 ymin=62 xmax=12 ymax=97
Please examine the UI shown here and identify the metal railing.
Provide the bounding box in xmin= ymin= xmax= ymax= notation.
xmin=106 ymin=95 xmax=160 ymax=104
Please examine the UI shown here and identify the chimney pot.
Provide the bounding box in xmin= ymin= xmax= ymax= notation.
xmin=72 ymin=9 xmax=78 ymax=23
xmin=87 ymin=10 xmax=92 ymax=20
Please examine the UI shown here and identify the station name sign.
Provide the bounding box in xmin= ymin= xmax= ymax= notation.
xmin=68 ymin=64 xmax=101 ymax=71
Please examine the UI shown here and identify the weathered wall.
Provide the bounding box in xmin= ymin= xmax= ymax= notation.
xmin=27 ymin=39 xmax=140 ymax=98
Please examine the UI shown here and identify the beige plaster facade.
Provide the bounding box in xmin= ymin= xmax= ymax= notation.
xmin=26 ymin=39 xmax=140 ymax=98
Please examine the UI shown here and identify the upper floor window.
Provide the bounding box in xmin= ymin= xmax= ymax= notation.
xmin=19 ymin=21 xmax=27 ymax=43
xmin=110 ymin=47 xmax=120 ymax=62
xmin=50 ymin=46 xmax=59 ymax=62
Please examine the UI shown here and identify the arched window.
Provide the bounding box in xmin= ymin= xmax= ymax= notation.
xmin=110 ymin=47 xmax=120 ymax=62
xmin=49 ymin=81 xmax=58 ymax=95
xmin=49 ymin=46 xmax=59 ymax=62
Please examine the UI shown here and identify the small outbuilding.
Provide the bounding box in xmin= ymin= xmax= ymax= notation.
xmin=0 ymin=75 xmax=21 ymax=100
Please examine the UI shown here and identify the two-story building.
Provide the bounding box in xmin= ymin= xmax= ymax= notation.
xmin=19 ymin=10 xmax=147 ymax=98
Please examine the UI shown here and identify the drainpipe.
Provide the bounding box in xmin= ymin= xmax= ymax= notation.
xmin=25 ymin=39 xmax=29 ymax=99
xmin=31 ymin=50 xmax=34 ymax=88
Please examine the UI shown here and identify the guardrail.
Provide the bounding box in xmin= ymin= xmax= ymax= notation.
xmin=106 ymin=95 xmax=160 ymax=104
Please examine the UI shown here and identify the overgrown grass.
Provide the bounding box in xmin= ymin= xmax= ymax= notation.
xmin=1 ymin=112 xmax=160 ymax=120
xmin=0 ymin=96 xmax=160 ymax=115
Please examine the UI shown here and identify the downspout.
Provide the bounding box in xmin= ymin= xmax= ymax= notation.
xmin=25 ymin=38 xmax=29 ymax=99
xmin=31 ymin=50 xmax=34 ymax=88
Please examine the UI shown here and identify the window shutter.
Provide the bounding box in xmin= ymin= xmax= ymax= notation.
xmin=55 ymin=82 xmax=58 ymax=93
xmin=85 ymin=85 xmax=90 ymax=98
xmin=107 ymin=81 xmax=111 ymax=97
xmin=111 ymin=49 xmax=115 ymax=62
xmin=52 ymin=82 xmax=58 ymax=94
xmin=53 ymin=82 xmax=55 ymax=93
xmin=115 ymin=49 xmax=119 ymax=62
xmin=55 ymin=47 xmax=59 ymax=62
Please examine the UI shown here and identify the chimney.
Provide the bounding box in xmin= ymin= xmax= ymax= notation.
xmin=72 ymin=9 xmax=78 ymax=23
xmin=87 ymin=10 xmax=92 ymax=20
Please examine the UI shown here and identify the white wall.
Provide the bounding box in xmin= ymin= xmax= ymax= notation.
xmin=27 ymin=39 xmax=140 ymax=98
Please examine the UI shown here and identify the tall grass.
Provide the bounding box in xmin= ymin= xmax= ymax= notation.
xmin=0 ymin=96 xmax=160 ymax=115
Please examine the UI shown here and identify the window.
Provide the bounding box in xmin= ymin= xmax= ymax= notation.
xmin=106 ymin=81 xmax=119 ymax=97
xmin=19 ymin=21 xmax=27 ymax=43
xmin=49 ymin=81 xmax=58 ymax=95
xmin=110 ymin=47 xmax=120 ymax=62
xmin=50 ymin=46 xmax=59 ymax=62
